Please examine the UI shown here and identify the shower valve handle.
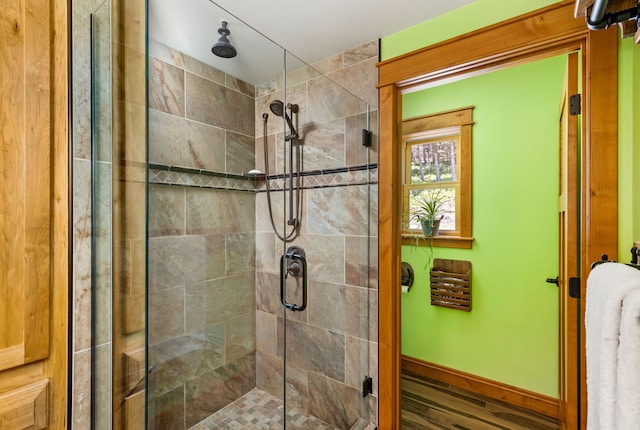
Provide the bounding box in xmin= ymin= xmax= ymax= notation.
xmin=280 ymin=246 xmax=307 ymax=312
xmin=287 ymin=260 xmax=302 ymax=277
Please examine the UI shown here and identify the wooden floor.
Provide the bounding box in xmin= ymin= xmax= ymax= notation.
xmin=401 ymin=371 xmax=560 ymax=430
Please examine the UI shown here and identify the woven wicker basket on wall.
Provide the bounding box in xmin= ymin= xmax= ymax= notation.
xmin=429 ymin=258 xmax=471 ymax=311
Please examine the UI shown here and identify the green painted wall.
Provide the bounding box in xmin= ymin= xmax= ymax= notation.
xmin=618 ymin=38 xmax=640 ymax=258
xmin=384 ymin=0 xmax=640 ymax=399
xmin=401 ymin=55 xmax=566 ymax=397
xmin=634 ymin=43 xmax=640 ymax=250
xmin=381 ymin=0 xmax=558 ymax=60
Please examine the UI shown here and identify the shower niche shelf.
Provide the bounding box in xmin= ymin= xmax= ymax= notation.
xmin=429 ymin=258 xmax=471 ymax=311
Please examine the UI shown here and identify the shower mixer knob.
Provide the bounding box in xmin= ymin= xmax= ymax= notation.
xmin=287 ymin=261 xmax=302 ymax=277
xmin=285 ymin=246 xmax=306 ymax=278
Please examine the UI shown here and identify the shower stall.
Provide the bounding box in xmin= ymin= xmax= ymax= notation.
xmin=81 ymin=0 xmax=378 ymax=428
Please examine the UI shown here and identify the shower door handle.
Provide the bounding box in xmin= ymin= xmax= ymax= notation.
xmin=280 ymin=247 xmax=307 ymax=312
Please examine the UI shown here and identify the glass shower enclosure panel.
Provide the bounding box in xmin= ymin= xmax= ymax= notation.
xmin=87 ymin=0 xmax=379 ymax=427
xmin=273 ymin=52 xmax=375 ymax=429
xmin=90 ymin=1 xmax=113 ymax=428
xmin=146 ymin=2 xmax=286 ymax=427
xmin=90 ymin=0 xmax=148 ymax=427
xmin=144 ymin=1 xmax=376 ymax=428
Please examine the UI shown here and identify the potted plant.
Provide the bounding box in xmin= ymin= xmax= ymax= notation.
xmin=410 ymin=187 xmax=448 ymax=237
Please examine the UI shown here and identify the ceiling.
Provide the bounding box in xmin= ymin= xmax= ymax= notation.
xmin=149 ymin=0 xmax=477 ymax=85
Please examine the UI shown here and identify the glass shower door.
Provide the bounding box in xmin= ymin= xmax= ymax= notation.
xmin=256 ymin=51 xmax=377 ymax=430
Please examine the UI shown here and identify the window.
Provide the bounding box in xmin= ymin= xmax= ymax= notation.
xmin=402 ymin=107 xmax=473 ymax=248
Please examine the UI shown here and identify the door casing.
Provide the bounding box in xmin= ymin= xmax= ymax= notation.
xmin=558 ymin=51 xmax=580 ymax=429
xmin=376 ymin=3 xmax=618 ymax=429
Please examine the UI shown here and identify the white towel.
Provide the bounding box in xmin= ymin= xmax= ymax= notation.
xmin=586 ymin=262 xmax=640 ymax=429
xmin=615 ymin=287 xmax=640 ymax=428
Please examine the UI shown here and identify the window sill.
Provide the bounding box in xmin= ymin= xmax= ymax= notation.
xmin=401 ymin=234 xmax=474 ymax=249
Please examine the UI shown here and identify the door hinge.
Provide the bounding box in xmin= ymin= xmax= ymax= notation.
xmin=569 ymin=277 xmax=581 ymax=298
xmin=362 ymin=376 xmax=373 ymax=398
xmin=569 ymin=94 xmax=581 ymax=115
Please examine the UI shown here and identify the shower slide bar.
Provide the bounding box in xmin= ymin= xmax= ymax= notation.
xmin=261 ymin=101 xmax=302 ymax=242
xmin=280 ymin=246 xmax=307 ymax=312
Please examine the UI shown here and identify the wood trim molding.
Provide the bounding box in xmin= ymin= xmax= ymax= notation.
xmin=377 ymin=2 xmax=588 ymax=90
xmin=401 ymin=106 xmax=474 ymax=245
xmin=402 ymin=106 xmax=475 ymax=135
xmin=401 ymin=235 xmax=473 ymax=249
xmin=377 ymin=83 xmax=403 ymax=430
xmin=377 ymin=2 xmax=618 ymax=429
xmin=402 ymin=356 xmax=560 ymax=419
xmin=580 ymin=26 xmax=619 ymax=425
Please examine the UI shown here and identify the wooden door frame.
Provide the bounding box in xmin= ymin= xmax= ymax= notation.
xmin=376 ymin=3 xmax=618 ymax=429
xmin=559 ymin=51 xmax=580 ymax=429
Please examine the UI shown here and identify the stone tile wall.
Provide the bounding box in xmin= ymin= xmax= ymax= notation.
xmin=147 ymin=40 xmax=380 ymax=429
xmin=147 ymin=41 xmax=258 ymax=428
xmin=148 ymin=40 xmax=255 ymax=175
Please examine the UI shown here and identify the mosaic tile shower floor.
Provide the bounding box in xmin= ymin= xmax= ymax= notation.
xmin=190 ymin=388 xmax=339 ymax=430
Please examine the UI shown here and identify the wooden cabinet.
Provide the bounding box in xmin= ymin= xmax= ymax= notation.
xmin=0 ymin=0 xmax=69 ymax=428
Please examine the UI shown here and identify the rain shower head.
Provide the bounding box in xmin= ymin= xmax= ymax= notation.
xmin=211 ymin=21 xmax=237 ymax=59
xmin=269 ymin=100 xmax=298 ymax=138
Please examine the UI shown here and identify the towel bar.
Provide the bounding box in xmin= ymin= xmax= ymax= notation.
xmin=591 ymin=253 xmax=640 ymax=271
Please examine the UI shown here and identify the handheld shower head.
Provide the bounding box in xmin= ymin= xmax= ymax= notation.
xmin=269 ymin=100 xmax=298 ymax=138
xmin=269 ymin=100 xmax=285 ymax=117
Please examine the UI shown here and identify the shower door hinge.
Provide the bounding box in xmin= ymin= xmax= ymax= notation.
xmin=569 ymin=94 xmax=581 ymax=115
xmin=362 ymin=129 xmax=372 ymax=147
xmin=362 ymin=376 xmax=373 ymax=398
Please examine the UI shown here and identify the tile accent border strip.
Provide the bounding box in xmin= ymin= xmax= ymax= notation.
xmin=148 ymin=163 xmax=256 ymax=192
xmin=149 ymin=163 xmax=378 ymax=192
